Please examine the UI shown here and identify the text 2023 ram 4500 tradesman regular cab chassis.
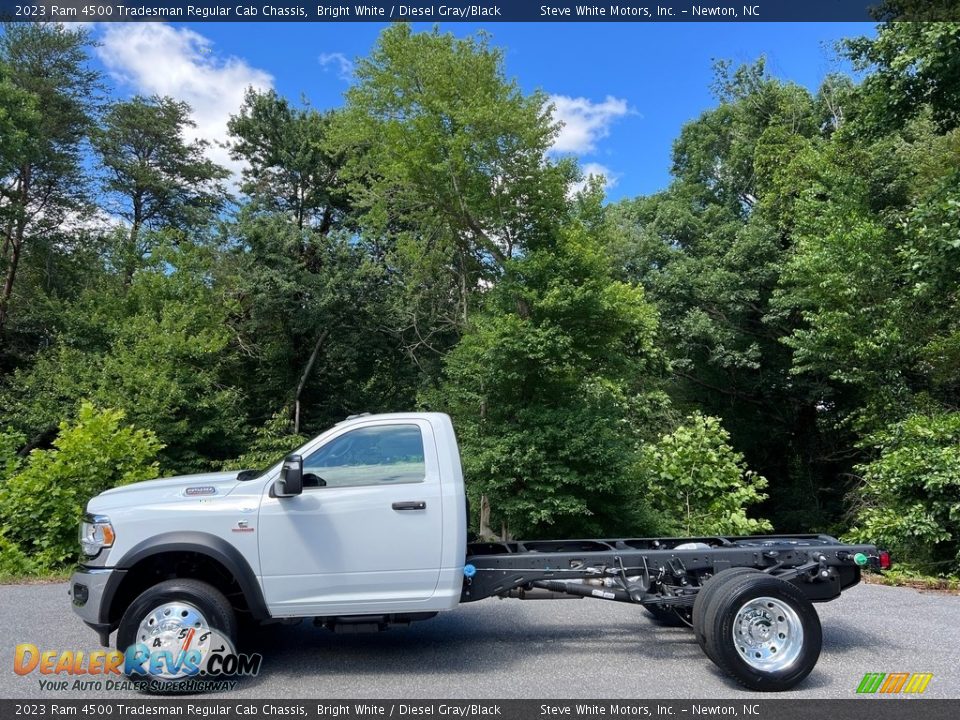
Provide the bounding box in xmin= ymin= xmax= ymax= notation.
xmin=70 ymin=412 xmax=889 ymax=691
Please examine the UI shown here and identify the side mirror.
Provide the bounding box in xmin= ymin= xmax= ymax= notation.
xmin=275 ymin=454 xmax=303 ymax=497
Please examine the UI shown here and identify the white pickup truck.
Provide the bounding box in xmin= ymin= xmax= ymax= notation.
xmin=70 ymin=412 xmax=887 ymax=691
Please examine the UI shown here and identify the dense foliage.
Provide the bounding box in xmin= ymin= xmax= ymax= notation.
xmin=0 ymin=403 xmax=161 ymax=568
xmin=636 ymin=414 xmax=772 ymax=537
xmin=427 ymin=218 xmax=668 ymax=539
xmin=847 ymin=412 xmax=960 ymax=572
xmin=1 ymin=22 xmax=959 ymax=575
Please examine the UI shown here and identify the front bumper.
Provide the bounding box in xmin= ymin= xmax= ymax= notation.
xmin=69 ymin=566 xmax=126 ymax=646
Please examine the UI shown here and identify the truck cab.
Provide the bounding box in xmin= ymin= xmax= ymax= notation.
xmin=70 ymin=412 xmax=467 ymax=646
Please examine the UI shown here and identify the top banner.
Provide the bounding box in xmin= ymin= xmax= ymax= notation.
xmin=1 ymin=0 xmax=959 ymax=23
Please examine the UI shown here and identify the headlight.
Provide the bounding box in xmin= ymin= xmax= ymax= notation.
xmin=79 ymin=514 xmax=115 ymax=557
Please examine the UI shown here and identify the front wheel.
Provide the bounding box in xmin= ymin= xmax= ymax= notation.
xmin=116 ymin=579 xmax=237 ymax=693
xmin=696 ymin=573 xmax=822 ymax=691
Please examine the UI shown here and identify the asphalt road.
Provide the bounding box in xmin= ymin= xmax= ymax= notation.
xmin=1 ymin=581 xmax=957 ymax=699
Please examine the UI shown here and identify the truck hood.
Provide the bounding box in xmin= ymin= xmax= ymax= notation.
xmin=90 ymin=471 xmax=245 ymax=511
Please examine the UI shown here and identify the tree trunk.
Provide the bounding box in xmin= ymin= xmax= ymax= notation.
xmin=0 ymin=167 xmax=29 ymax=335
xmin=459 ymin=249 xmax=468 ymax=324
xmin=479 ymin=494 xmax=497 ymax=542
xmin=1 ymin=175 xmax=22 ymax=265
xmin=125 ymin=196 xmax=143 ymax=286
xmin=296 ymin=184 xmax=305 ymax=232
xmin=0 ymin=237 xmax=21 ymax=335
xmin=1 ymin=219 xmax=12 ymax=266
xmin=293 ymin=327 xmax=331 ymax=434
xmin=17 ymin=425 xmax=57 ymax=457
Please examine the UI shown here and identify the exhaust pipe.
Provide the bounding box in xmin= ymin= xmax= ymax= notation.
xmin=531 ymin=580 xmax=633 ymax=602
xmin=499 ymin=586 xmax=583 ymax=600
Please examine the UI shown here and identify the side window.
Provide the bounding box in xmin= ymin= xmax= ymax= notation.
xmin=302 ymin=425 xmax=426 ymax=488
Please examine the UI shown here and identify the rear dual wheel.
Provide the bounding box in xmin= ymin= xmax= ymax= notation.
xmin=693 ymin=568 xmax=762 ymax=655
xmin=692 ymin=570 xmax=821 ymax=691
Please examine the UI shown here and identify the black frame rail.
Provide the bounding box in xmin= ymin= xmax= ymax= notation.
xmin=461 ymin=534 xmax=881 ymax=604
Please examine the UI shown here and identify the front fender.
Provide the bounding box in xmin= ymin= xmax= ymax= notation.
xmin=104 ymin=531 xmax=269 ymax=621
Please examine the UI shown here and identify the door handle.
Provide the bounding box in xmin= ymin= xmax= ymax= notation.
xmin=392 ymin=501 xmax=426 ymax=511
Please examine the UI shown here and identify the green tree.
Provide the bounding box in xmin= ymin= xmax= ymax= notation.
xmin=847 ymin=412 xmax=960 ymax=576
xmin=0 ymin=23 xmax=98 ymax=336
xmin=3 ymin=242 xmax=248 ymax=472
xmin=222 ymin=214 xmax=407 ymax=435
xmin=775 ymin=117 xmax=960 ymax=435
xmin=635 ymin=413 xmax=772 ymax=536
xmin=93 ymin=95 xmax=229 ymax=282
xmin=334 ymin=25 xmax=575 ymax=378
xmin=226 ymin=89 xmax=404 ymax=434
xmin=0 ymin=403 xmax=162 ymax=569
xmin=337 ymin=24 xmax=571 ymax=265
xmin=845 ymin=22 xmax=960 ymax=133
xmin=0 ymin=426 xmax=24 ymax=481
xmin=739 ymin=32 xmax=960 ymax=543
xmin=606 ymin=61 xmax=846 ymax=530
xmin=228 ymin=88 xmax=350 ymax=233
xmin=0 ymin=59 xmax=39 ymax=181
xmin=0 ymin=534 xmax=37 ymax=577
xmin=427 ymin=219 xmax=668 ymax=539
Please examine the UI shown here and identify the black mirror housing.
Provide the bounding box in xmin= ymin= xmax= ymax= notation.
xmin=276 ymin=454 xmax=303 ymax=497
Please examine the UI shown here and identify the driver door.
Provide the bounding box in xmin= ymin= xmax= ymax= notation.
xmin=257 ymin=419 xmax=444 ymax=616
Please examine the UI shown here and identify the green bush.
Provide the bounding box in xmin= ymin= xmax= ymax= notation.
xmin=0 ymin=403 xmax=162 ymax=570
xmin=0 ymin=428 xmax=25 ymax=482
xmin=0 ymin=533 xmax=38 ymax=577
xmin=847 ymin=412 xmax=960 ymax=576
xmin=636 ymin=413 xmax=773 ymax=536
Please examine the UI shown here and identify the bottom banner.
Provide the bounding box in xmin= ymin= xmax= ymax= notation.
xmin=1 ymin=699 xmax=955 ymax=720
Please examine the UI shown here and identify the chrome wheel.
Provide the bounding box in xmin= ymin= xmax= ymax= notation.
xmin=135 ymin=601 xmax=210 ymax=679
xmin=732 ymin=596 xmax=803 ymax=672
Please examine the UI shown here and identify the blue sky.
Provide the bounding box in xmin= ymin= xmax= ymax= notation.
xmin=89 ymin=21 xmax=875 ymax=202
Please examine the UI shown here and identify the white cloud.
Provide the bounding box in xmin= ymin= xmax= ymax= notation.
xmin=548 ymin=95 xmax=631 ymax=154
xmin=96 ymin=23 xmax=274 ymax=180
xmin=569 ymin=162 xmax=619 ymax=196
xmin=318 ymin=52 xmax=354 ymax=82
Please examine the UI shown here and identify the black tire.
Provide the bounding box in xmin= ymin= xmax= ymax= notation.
xmin=117 ymin=579 xmax=237 ymax=693
xmin=692 ymin=568 xmax=762 ymax=656
xmin=701 ymin=573 xmax=822 ymax=692
xmin=643 ymin=604 xmax=693 ymax=628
